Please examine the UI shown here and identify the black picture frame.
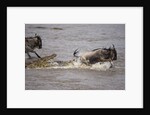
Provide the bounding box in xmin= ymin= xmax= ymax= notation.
xmin=1 ymin=0 xmax=148 ymax=112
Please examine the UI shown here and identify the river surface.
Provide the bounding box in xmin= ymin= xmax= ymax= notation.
xmin=25 ymin=24 xmax=125 ymax=90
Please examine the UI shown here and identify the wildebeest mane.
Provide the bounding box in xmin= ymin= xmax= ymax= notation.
xmin=92 ymin=47 xmax=109 ymax=51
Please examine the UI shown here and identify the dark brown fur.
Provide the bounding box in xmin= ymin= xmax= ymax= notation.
xmin=25 ymin=34 xmax=42 ymax=58
xmin=73 ymin=44 xmax=117 ymax=64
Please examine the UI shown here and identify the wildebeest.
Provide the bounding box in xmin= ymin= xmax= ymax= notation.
xmin=25 ymin=34 xmax=42 ymax=58
xmin=73 ymin=44 xmax=117 ymax=65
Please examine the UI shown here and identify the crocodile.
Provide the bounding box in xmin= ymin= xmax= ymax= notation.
xmin=25 ymin=54 xmax=57 ymax=68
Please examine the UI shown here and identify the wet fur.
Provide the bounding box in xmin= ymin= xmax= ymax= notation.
xmin=73 ymin=45 xmax=117 ymax=65
xmin=25 ymin=34 xmax=42 ymax=58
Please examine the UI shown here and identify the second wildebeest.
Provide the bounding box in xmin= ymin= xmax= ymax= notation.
xmin=25 ymin=34 xmax=42 ymax=58
xmin=73 ymin=44 xmax=117 ymax=65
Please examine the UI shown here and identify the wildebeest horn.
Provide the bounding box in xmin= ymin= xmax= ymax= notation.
xmin=73 ymin=48 xmax=79 ymax=57
xmin=112 ymin=44 xmax=115 ymax=48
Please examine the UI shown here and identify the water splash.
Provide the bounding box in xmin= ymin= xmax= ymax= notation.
xmin=25 ymin=54 xmax=114 ymax=71
xmin=36 ymin=60 xmax=113 ymax=71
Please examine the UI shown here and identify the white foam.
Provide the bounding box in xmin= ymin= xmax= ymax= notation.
xmin=91 ymin=62 xmax=112 ymax=71
xmin=43 ymin=61 xmax=113 ymax=71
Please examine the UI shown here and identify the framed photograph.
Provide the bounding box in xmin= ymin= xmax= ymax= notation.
xmin=4 ymin=2 xmax=145 ymax=109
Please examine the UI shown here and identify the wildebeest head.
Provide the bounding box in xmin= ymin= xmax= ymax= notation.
xmin=110 ymin=44 xmax=117 ymax=60
xmin=35 ymin=34 xmax=42 ymax=49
